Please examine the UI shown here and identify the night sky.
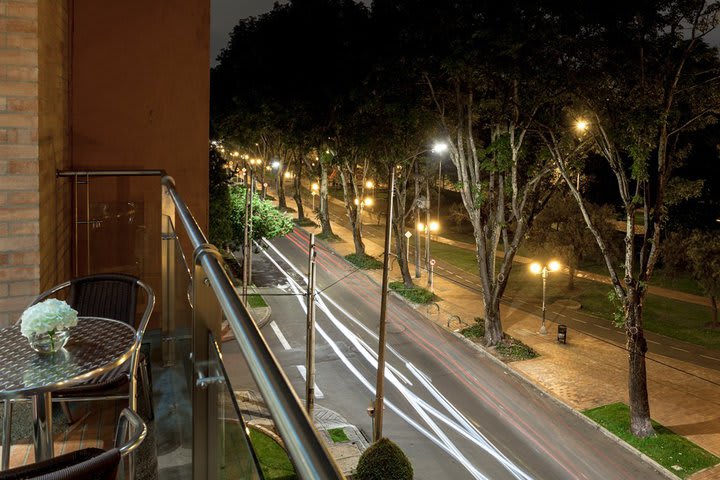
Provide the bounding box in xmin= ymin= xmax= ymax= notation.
xmin=211 ymin=0 xmax=280 ymax=66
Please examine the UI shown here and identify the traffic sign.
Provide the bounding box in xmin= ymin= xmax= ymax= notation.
xmin=430 ymin=259 xmax=436 ymax=266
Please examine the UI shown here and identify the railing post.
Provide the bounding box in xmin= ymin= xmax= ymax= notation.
xmin=161 ymin=184 xmax=177 ymax=367
xmin=192 ymin=251 xmax=222 ymax=480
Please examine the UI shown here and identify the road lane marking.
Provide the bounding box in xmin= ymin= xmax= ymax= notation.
xmin=647 ymin=339 xmax=660 ymax=345
xmin=701 ymin=355 xmax=720 ymax=362
xmin=573 ymin=318 xmax=587 ymax=324
xmin=670 ymin=346 xmax=689 ymax=353
xmin=270 ymin=321 xmax=292 ymax=350
xmin=261 ymin=240 xmax=533 ymax=480
xmin=597 ymin=325 xmax=611 ymax=330
xmin=295 ymin=365 xmax=325 ymax=399
xmin=556 ymin=313 xmax=566 ymax=317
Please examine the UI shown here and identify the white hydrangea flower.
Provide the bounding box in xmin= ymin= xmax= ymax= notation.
xmin=20 ymin=299 xmax=79 ymax=339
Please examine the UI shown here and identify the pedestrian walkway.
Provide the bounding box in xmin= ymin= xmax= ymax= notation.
xmin=282 ymin=198 xmax=720 ymax=479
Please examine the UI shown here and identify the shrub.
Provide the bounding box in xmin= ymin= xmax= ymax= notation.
xmin=460 ymin=318 xmax=485 ymax=339
xmin=355 ymin=438 xmax=413 ymax=480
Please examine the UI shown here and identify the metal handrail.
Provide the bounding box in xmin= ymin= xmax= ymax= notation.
xmin=161 ymin=176 xmax=344 ymax=480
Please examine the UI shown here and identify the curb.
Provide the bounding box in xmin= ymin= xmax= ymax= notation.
xmin=452 ymin=332 xmax=679 ymax=480
xmin=254 ymin=305 xmax=272 ymax=329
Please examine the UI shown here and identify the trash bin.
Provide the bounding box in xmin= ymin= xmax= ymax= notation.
xmin=557 ymin=324 xmax=567 ymax=344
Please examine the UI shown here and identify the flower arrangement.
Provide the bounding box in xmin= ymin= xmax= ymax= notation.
xmin=20 ymin=299 xmax=78 ymax=352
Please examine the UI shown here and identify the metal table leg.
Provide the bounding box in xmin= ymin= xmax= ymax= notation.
xmin=32 ymin=393 xmax=53 ymax=461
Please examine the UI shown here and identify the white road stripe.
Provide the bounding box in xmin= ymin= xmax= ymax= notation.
xmin=597 ymin=325 xmax=610 ymax=330
xmin=296 ymin=365 xmax=325 ymax=399
xmin=701 ymin=355 xmax=720 ymax=362
xmin=270 ymin=321 xmax=292 ymax=350
xmin=670 ymin=346 xmax=689 ymax=353
xmin=647 ymin=339 xmax=660 ymax=345
xmin=573 ymin=318 xmax=587 ymax=324
xmin=262 ymin=238 xmax=531 ymax=480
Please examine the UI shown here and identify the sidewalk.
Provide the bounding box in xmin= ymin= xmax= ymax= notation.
xmin=287 ymin=201 xmax=720 ymax=480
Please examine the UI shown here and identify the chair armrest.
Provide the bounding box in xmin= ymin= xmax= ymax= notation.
xmin=115 ymin=408 xmax=147 ymax=456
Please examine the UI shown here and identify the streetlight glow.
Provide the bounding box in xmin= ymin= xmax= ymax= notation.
xmin=575 ymin=119 xmax=588 ymax=132
xmin=366 ymin=180 xmax=375 ymax=189
xmin=271 ymin=161 xmax=280 ymax=169
xmin=416 ymin=222 xmax=425 ymax=231
xmin=354 ymin=198 xmax=360 ymax=206
xmin=549 ymin=260 xmax=561 ymax=272
xmin=311 ymin=182 xmax=319 ymax=191
xmin=364 ymin=198 xmax=374 ymax=207
xmin=431 ymin=142 xmax=448 ymax=154
xmin=530 ymin=262 xmax=542 ymax=274
xmin=429 ymin=221 xmax=439 ymax=232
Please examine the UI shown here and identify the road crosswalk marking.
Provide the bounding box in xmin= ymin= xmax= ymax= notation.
xmin=270 ymin=321 xmax=292 ymax=350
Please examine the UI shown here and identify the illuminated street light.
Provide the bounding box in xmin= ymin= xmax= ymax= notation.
xmin=272 ymin=161 xmax=280 ymax=169
xmin=431 ymin=142 xmax=448 ymax=154
xmin=311 ymin=182 xmax=319 ymax=192
xmin=366 ymin=180 xmax=375 ymax=189
xmin=364 ymin=197 xmax=374 ymax=207
xmin=530 ymin=260 xmax=561 ymax=334
xmin=575 ymin=119 xmax=589 ymax=132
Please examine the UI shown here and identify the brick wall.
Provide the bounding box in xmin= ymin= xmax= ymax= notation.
xmin=0 ymin=0 xmax=70 ymax=326
xmin=0 ymin=0 xmax=40 ymax=326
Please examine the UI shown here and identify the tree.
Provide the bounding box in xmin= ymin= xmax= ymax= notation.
xmin=228 ymin=185 xmax=294 ymax=249
xmin=664 ymin=230 xmax=720 ymax=326
xmin=525 ymin=193 xmax=617 ymax=289
xmin=209 ymin=146 xmax=234 ymax=249
xmin=542 ymin=0 xmax=720 ymax=437
xmin=403 ymin=0 xmax=560 ymax=346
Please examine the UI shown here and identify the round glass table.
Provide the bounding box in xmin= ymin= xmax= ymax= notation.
xmin=0 ymin=317 xmax=136 ymax=462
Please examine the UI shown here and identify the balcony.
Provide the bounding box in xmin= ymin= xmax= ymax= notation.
xmin=0 ymin=171 xmax=345 ymax=480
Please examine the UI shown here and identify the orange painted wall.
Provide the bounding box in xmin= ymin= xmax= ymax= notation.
xmin=70 ymin=1 xmax=210 ymax=322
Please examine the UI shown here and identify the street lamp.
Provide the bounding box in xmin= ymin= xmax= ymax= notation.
xmin=417 ymin=220 xmax=439 ymax=285
xmin=530 ymin=260 xmax=561 ymax=334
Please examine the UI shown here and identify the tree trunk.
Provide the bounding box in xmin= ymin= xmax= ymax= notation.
xmin=340 ymin=168 xmax=365 ymax=256
xmin=393 ymin=219 xmax=414 ymax=288
xmin=568 ymin=265 xmax=576 ymax=289
xmin=484 ymin=299 xmax=503 ymax=346
xmin=414 ymin=161 xmax=421 ymax=278
xmin=352 ymin=217 xmax=365 ymax=256
xmin=278 ymin=164 xmax=287 ymax=209
xmin=319 ymin=165 xmax=334 ymax=237
xmin=626 ymin=298 xmax=655 ymax=437
xmin=293 ymin=160 xmax=305 ymax=221
xmin=712 ymin=295 xmax=718 ymax=328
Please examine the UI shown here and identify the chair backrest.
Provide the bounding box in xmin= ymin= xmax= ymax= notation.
xmin=67 ymin=274 xmax=140 ymax=327
xmin=0 ymin=448 xmax=120 ymax=480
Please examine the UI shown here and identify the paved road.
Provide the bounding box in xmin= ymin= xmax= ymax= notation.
xmin=311 ymin=191 xmax=720 ymax=371
xmin=225 ymin=228 xmax=665 ymax=480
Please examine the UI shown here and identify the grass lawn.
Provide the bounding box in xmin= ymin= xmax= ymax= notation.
xmin=345 ymin=253 xmax=383 ymax=269
xmin=247 ymin=294 xmax=268 ymax=309
xmin=429 ymin=240 xmax=720 ymax=350
xmin=249 ymin=429 xmax=297 ymax=480
xmin=584 ymin=403 xmax=719 ymax=478
xmin=389 ymin=281 xmax=437 ymax=304
xmin=327 ymin=427 xmax=350 ymax=443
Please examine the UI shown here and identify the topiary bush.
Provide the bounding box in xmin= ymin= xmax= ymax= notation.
xmin=355 ymin=437 xmax=413 ymax=480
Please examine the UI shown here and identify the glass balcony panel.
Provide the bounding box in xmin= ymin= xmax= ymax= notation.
xmin=208 ymin=333 xmax=264 ymax=480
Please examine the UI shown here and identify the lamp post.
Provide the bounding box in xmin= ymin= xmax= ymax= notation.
xmin=311 ymin=182 xmax=319 ymax=211
xmin=404 ymin=231 xmax=412 ymax=265
xmin=530 ymin=260 xmax=561 ymax=334
xmin=416 ymin=220 xmax=439 ymax=285
xmin=431 ymin=142 xmax=448 ymax=219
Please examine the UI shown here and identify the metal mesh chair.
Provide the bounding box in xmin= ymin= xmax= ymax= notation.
xmin=1 ymin=274 xmax=154 ymax=472
xmin=0 ymin=408 xmax=146 ymax=480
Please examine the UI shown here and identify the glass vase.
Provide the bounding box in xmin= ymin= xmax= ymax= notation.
xmin=28 ymin=329 xmax=71 ymax=354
